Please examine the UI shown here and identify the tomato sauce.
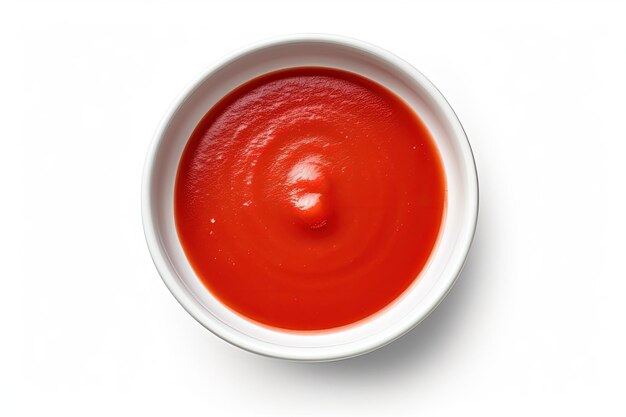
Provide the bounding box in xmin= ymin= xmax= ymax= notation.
xmin=175 ymin=67 xmax=446 ymax=331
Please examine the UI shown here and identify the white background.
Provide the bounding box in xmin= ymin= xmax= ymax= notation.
xmin=2 ymin=0 xmax=625 ymax=415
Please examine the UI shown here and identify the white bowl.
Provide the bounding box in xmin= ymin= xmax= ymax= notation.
xmin=142 ymin=34 xmax=478 ymax=361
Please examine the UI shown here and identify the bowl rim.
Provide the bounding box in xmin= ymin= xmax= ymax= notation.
xmin=142 ymin=33 xmax=479 ymax=361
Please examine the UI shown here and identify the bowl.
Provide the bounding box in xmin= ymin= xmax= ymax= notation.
xmin=142 ymin=34 xmax=478 ymax=361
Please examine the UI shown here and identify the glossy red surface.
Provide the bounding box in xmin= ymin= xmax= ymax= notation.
xmin=175 ymin=67 xmax=446 ymax=330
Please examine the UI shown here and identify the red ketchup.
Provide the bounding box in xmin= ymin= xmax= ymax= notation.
xmin=175 ymin=67 xmax=446 ymax=331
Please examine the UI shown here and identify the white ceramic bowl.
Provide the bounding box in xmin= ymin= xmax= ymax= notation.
xmin=142 ymin=34 xmax=478 ymax=361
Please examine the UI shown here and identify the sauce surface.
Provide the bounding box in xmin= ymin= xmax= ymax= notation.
xmin=175 ymin=67 xmax=446 ymax=331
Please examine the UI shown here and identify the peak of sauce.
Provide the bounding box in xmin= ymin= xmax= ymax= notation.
xmin=175 ymin=67 xmax=446 ymax=331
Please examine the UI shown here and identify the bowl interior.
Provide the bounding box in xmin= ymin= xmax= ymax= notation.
xmin=143 ymin=36 xmax=477 ymax=361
